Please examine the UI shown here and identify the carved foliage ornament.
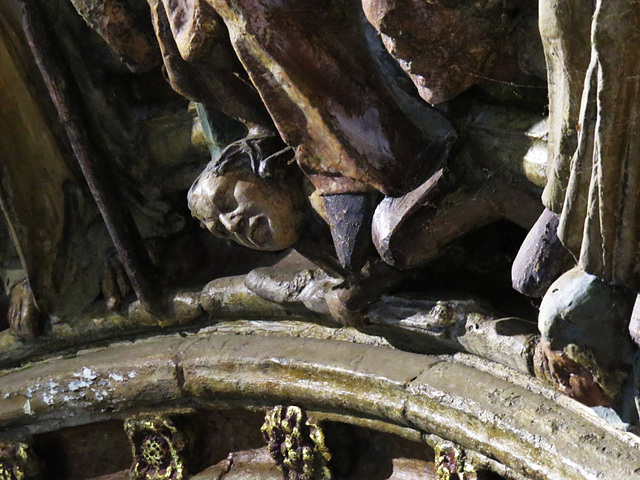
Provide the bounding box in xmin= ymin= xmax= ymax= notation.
xmin=124 ymin=416 xmax=188 ymax=480
xmin=262 ymin=406 xmax=333 ymax=480
xmin=435 ymin=441 xmax=478 ymax=480
xmin=0 ymin=442 xmax=40 ymax=480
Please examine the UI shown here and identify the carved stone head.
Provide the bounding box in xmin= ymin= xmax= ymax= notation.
xmin=188 ymin=136 xmax=306 ymax=251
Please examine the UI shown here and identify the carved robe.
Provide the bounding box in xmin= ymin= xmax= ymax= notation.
xmin=542 ymin=0 xmax=640 ymax=290
xmin=210 ymin=0 xmax=455 ymax=196
xmin=146 ymin=0 xmax=453 ymax=197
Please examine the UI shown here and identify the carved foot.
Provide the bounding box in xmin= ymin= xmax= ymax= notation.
xmin=511 ymin=208 xmax=575 ymax=297
xmin=7 ymin=279 xmax=44 ymax=338
xmin=101 ymin=253 xmax=133 ymax=311
xmin=536 ymin=267 xmax=635 ymax=406
xmin=326 ymin=260 xmax=407 ymax=327
xmin=325 ymin=287 xmax=368 ymax=328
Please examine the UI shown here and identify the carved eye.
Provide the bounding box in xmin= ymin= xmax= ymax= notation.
xmin=213 ymin=220 xmax=230 ymax=237
xmin=203 ymin=219 xmax=230 ymax=238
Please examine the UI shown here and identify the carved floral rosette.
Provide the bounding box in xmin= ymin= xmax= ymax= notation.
xmin=124 ymin=416 xmax=188 ymax=480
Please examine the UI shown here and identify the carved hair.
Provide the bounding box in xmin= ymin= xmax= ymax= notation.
xmin=211 ymin=135 xmax=297 ymax=183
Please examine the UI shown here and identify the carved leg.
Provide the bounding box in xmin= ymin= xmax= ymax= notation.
xmin=538 ymin=0 xmax=593 ymax=212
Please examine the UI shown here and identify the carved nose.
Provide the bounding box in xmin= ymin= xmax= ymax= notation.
xmin=220 ymin=211 xmax=245 ymax=233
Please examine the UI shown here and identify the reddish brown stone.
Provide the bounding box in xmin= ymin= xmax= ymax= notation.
xmin=208 ymin=0 xmax=453 ymax=196
xmin=362 ymin=0 xmax=528 ymax=104
xmin=534 ymin=341 xmax=615 ymax=407
xmin=69 ymin=0 xmax=161 ymax=72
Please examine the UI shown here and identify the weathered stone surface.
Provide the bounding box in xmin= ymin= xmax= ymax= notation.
xmin=537 ymin=267 xmax=636 ymax=405
xmin=244 ymin=252 xmax=341 ymax=316
xmin=69 ymin=0 xmax=161 ymax=72
xmin=369 ymin=295 xmax=537 ymax=374
xmin=362 ymin=0 xmax=531 ymax=104
xmin=200 ymin=276 xmax=318 ymax=321
xmin=539 ymin=267 xmax=635 ymax=370
xmin=6 ymin=0 xmax=640 ymax=476
xmin=0 ymin=334 xmax=636 ymax=479
xmin=0 ymin=335 xmax=185 ymax=429
xmin=512 ymin=208 xmax=574 ymax=298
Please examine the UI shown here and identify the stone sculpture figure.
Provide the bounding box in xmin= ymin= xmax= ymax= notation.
xmin=38 ymin=0 xmax=544 ymax=327
xmin=159 ymin=0 xmax=545 ymax=321
xmin=514 ymin=0 xmax=640 ymax=410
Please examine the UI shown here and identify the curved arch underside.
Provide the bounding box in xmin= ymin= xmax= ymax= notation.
xmin=0 ymin=331 xmax=637 ymax=480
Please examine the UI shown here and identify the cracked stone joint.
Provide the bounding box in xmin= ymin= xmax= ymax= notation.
xmin=435 ymin=441 xmax=478 ymax=480
xmin=124 ymin=415 xmax=188 ymax=480
xmin=262 ymin=405 xmax=333 ymax=480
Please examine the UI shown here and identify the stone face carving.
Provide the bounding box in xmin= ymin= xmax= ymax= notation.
xmin=6 ymin=0 xmax=640 ymax=473
xmin=5 ymin=0 xmax=546 ymax=329
xmin=261 ymin=406 xmax=332 ymax=480
xmin=188 ymin=136 xmax=305 ymax=252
